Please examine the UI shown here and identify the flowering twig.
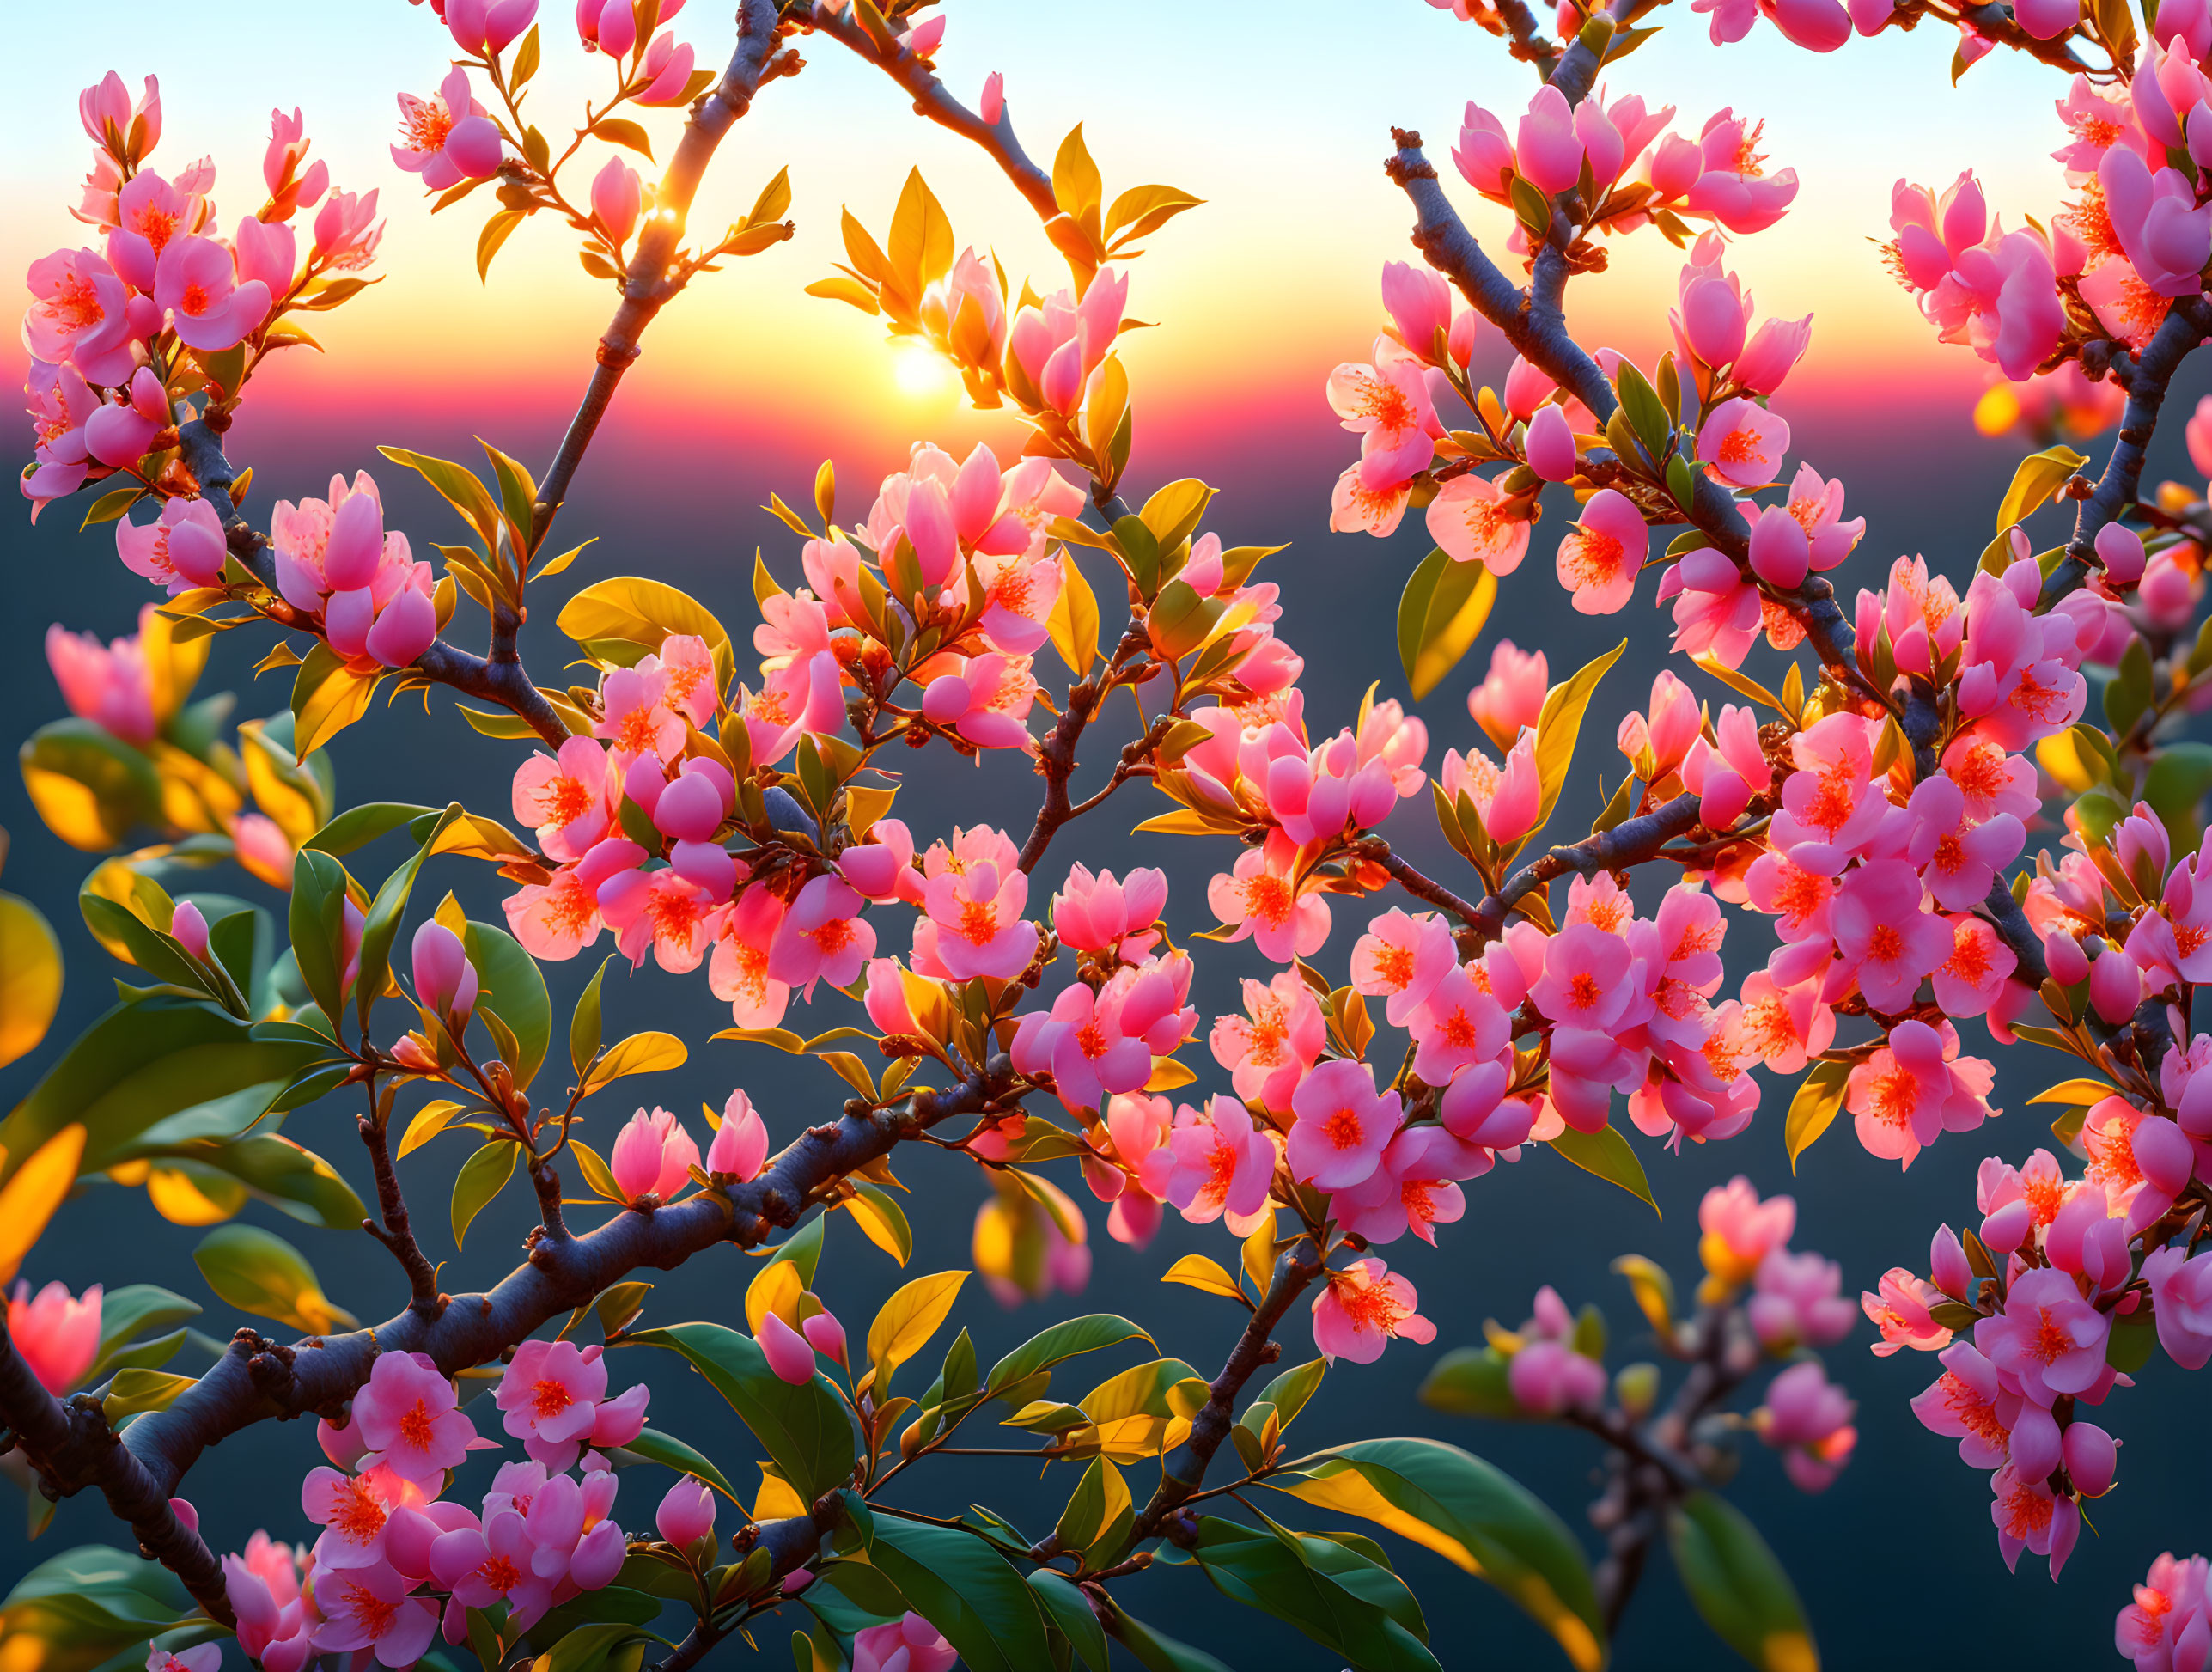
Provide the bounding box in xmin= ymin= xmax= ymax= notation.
xmin=531 ymin=0 xmax=797 ymax=549
xmin=799 ymin=1 xmax=1057 ymax=223
xmin=2043 ymin=295 xmax=2212 ymax=608
xmin=1118 ymin=1236 xmax=1327 ymax=1551
xmin=0 ymin=1060 xmax=1015 ymax=1592
xmin=1382 ymin=131 xmax=1878 ymax=705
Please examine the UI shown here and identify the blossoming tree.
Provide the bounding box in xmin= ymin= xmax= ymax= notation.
xmin=9 ymin=0 xmax=2212 ymax=1666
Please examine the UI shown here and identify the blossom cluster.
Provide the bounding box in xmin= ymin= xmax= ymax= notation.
xmin=23 ymin=74 xmax=383 ymax=518
xmin=218 ymin=1344 xmax=648 ymax=1667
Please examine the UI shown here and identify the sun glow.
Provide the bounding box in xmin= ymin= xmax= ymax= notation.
xmin=892 ymin=340 xmax=957 ymax=401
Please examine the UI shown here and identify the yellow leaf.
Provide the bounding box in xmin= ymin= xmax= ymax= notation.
xmin=1161 ymin=1254 xmax=1241 ymax=1301
xmin=0 ymin=1126 xmax=85 ymax=1285
xmin=746 ymin=1259 xmax=803 ymax=1336
xmin=399 ymin=1100 xmax=467 ymax=1158
xmin=582 ymin=1030 xmax=686 ymax=1095
xmin=147 ymin=1164 xmax=248 ymax=1225
xmin=1046 ymin=552 xmax=1101 ymax=675
xmin=866 ymin=1269 xmax=968 ymax=1382
xmin=1143 ymin=1056 xmax=1196 ymax=1092
xmin=753 ymin=1462 xmax=807 ymax=1522
xmin=0 ymin=893 xmax=64 ymax=1071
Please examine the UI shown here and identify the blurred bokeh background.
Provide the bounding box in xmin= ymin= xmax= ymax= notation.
xmin=7 ymin=2 xmax=2212 ymax=1667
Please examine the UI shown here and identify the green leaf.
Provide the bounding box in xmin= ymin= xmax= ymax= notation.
xmin=618 ymin=1427 xmax=740 ymax=1502
xmin=450 ymin=1139 xmax=520 ymax=1250
xmin=1052 ymin=1455 xmax=1134 ymax=1564
xmin=86 ymin=1285 xmax=201 ymax=1382
xmin=1395 ymin=547 xmax=1498 ymax=702
xmin=0 ymin=995 xmax=322 ymax=1183
xmin=850 ymin=1501 xmax=1052 ymax=1672
xmin=984 ymin=1314 xmax=1153 ymax=1396
xmin=628 ymin=1323 xmax=857 ymax=1501
xmin=356 ymin=805 xmax=462 ymax=1031
xmin=462 ymin=920 xmax=550 ymax=1089
xmin=1783 ymin=1060 xmax=1851 ymax=1175
xmin=1100 ymin=1596 xmax=1235 ymax=1672
xmin=570 ymin=955 xmax=614 ymax=1084
xmin=1191 ymin=1516 xmax=1439 ymax=1672
xmin=1029 ymin=1570 xmax=1110 ymax=1671
xmin=1548 ymin=1122 xmax=1657 ymax=1214
xmin=288 ymin=849 xmax=353 ymax=1024
xmin=1264 ymin=1437 xmax=1605 ymax=1672
xmin=2146 ymin=740 xmax=2212 ymax=827
xmin=305 ymin=802 xmax=436 ymax=857
xmin=164 ymin=1132 xmax=367 ymax=1229
xmin=1533 ymin=641 xmax=1626 ymax=833
xmin=2106 ymin=633 xmax=2154 ymax=735
xmin=193 ymin=1223 xmax=356 ymax=1333
xmin=1250 ymin=1357 xmax=1327 ymax=1428
xmin=1416 ymin=1347 xmax=1526 ymax=1420
xmin=1666 ymin=1492 xmax=1818 ymax=1672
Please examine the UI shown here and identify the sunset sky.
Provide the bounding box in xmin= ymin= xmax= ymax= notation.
xmin=5 ymin=0 xmax=2081 ymax=473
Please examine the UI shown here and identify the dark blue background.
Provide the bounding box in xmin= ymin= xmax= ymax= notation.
xmin=5 ymin=355 xmax=2208 ymax=1672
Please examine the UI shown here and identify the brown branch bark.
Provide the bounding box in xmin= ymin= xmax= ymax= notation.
xmin=357 ymin=1083 xmax=446 ymax=1321
xmin=801 ymin=2 xmax=1057 ymax=223
xmin=1118 ymin=1236 xmax=1325 ymax=1553
xmin=531 ymin=0 xmax=795 ymax=548
xmin=1470 ymin=790 xmax=1707 ymax=943
xmin=2042 ymin=296 xmax=2212 ymax=608
xmin=0 ymin=1321 xmax=232 ymax=1625
xmin=0 ymin=1061 xmax=1015 ymax=1595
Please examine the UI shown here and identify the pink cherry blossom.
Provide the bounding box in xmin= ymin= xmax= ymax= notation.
xmin=1311 ymin=1257 xmax=1435 ymax=1364
xmin=1555 ymin=488 xmax=1649 ymax=613
xmin=392 ymin=67 xmax=503 ymax=192
xmin=6 ymin=1279 xmax=101 ymax=1393
xmin=1287 ymin=1057 xmax=1403 ymax=1190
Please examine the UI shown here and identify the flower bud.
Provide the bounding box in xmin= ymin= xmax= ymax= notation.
xmin=708 ymin=1089 xmax=769 ymax=1181
xmin=411 ymin=920 xmax=478 ymax=1025
xmin=2063 ymin=1418 xmax=2117 ymax=1496
xmin=656 ymin=1476 xmax=716 ymax=1547
xmin=171 ymin=900 xmax=210 ymax=961
xmin=757 ymin=1310 xmax=817 ymax=1385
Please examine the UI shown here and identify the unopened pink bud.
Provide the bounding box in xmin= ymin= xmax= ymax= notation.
xmin=171 ymin=900 xmax=210 ymax=960
xmin=800 ymin=1309 xmax=847 ymax=1364
xmin=2063 ymin=1419 xmax=2117 ymax=1496
xmin=708 ymin=1089 xmax=769 ymax=1180
xmin=656 ymin=1476 xmax=716 ymax=1547
xmin=410 ymin=920 xmax=478 ymax=1024
xmin=2043 ymin=931 xmax=2089 ymax=986
xmin=1929 ymin=1225 xmax=1973 ymax=1299
xmin=757 ymin=1311 xmax=817 ymax=1384
xmin=1525 ymin=404 xmax=1577 ymax=481
xmin=980 ymin=70 xmax=1004 ymax=125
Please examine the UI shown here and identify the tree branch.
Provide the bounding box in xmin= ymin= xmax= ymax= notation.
xmin=532 ymin=0 xmax=795 ymax=548
xmin=1119 ymin=1236 xmax=1325 ymax=1552
xmin=1471 ymin=791 xmax=1707 ymax=942
xmin=1018 ymin=622 xmax=1152 ymax=873
xmin=0 ymin=1062 xmax=1015 ymax=1581
xmin=801 ymin=2 xmax=1057 ymax=223
xmin=1382 ymin=133 xmax=1874 ymax=700
xmin=356 ymin=1083 xmax=446 ymax=1322
xmin=2043 ymin=295 xmax=2212 ymax=608
xmin=0 ymin=1321 xmax=232 ymax=1625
